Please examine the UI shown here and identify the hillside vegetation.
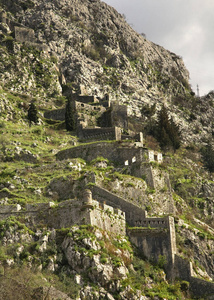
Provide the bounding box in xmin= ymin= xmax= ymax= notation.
xmin=0 ymin=0 xmax=214 ymax=299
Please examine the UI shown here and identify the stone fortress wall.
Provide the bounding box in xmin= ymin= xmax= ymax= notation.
xmin=78 ymin=126 xmax=122 ymax=141
xmin=44 ymin=108 xmax=66 ymax=121
xmin=56 ymin=141 xmax=162 ymax=167
xmin=56 ymin=141 xmax=165 ymax=190
xmin=0 ymin=190 xmax=126 ymax=236
xmin=0 ymin=185 xmax=214 ymax=296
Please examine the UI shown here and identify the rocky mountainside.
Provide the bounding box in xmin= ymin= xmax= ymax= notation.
xmin=1 ymin=0 xmax=214 ymax=145
xmin=0 ymin=0 xmax=214 ymax=299
xmin=2 ymin=0 xmax=190 ymax=102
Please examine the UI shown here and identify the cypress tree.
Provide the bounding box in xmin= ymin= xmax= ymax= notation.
xmin=27 ymin=102 xmax=38 ymax=126
xmin=156 ymin=104 xmax=181 ymax=151
xmin=201 ymin=142 xmax=214 ymax=172
xmin=65 ymin=99 xmax=74 ymax=131
xmin=169 ymin=117 xmax=181 ymax=150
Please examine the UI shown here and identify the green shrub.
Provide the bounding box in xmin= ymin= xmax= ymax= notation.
xmin=201 ymin=142 xmax=214 ymax=172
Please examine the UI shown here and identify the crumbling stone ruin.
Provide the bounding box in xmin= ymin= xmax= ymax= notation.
xmin=44 ymin=91 xmax=128 ymax=140
xmin=56 ymin=141 xmax=164 ymax=189
xmin=0 ymin=9 xmax=48 ymax=51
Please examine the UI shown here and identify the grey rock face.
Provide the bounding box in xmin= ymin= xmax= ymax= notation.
xmin=2 ymin=0 xmax=190 ymax=108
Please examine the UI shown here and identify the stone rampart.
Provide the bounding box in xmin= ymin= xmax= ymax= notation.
xmin=78 ymin=126 xmax=121 ymax=141
xmin=0 ymin=197 xmax=126 ymax=236
xmin=75 ymin=101 xmax=106 ymax=113
xmin=56 ymin=142 xmax=169 ymax=192
xmin=173 ymin=255 xmax=192 ymax=281
xmin=44 ymin=108 xmax=66 ymax=121
xmin=69 ymin=94 xmax=99 ymax=103
xmin=174 ymin=255 xmax=214 ymax=297
xmin=78 ymin=95 xmax=99 ymax=103
xmin=56 ymin=141 xmax=143 ymax=166
xmin=91 ymin=185 xmax=147 ymax=226
xmin=127 ymin=227 xmax=174 ymax=279
xmin=127 ymin=216 xmax=176 ymax=279
xmin=190 ymin=277 xmax=214 ymax=298
xmin=90 ymin=200 xmax=125 ymax=235
xmin=0 ymin=204 xmax=21 ymax=214
xmin=134 ymin=217 xmax=170 ymax=229
xmin=56 ymin=142 xmax=163 ymax=168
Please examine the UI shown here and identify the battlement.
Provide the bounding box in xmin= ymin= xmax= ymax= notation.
xmin=134 ymin=216 xmax=170 ymax=229
xmin=0 ymin=190 xmax=126 ymax=236
xmin=78 ymin=126 xmax=122 ymax=141
xmin=75 ymin=101 xmax=106 ymax=113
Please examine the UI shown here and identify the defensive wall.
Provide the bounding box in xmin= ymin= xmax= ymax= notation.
xmin=77 ymin=126 xmax=122 ymax=141
xmin=127 ymin=218 xmax=176 ymax=279
xmin=43 ymin=101 xmax=106 ymax=123
xmin=110 ymin=104 xmax=128 ymax=130
xmin=43 ymin=97 xmax=127 ymax=132
xmin=174 ymin=255 xmax=214 ymax=298
xmin=56 ymin=141 xmax=165 ymax=189
xmin=68 ymin=92 xmax=110 ymax=107
xmin=0 ymin=190 xmax=126 ymax=236
xmin=74 ymin=101 xmax=106 ymax=114
xmin=0 ymin=186 xmax=213 ymax=295
xmin=91 ymin=184 xmax=176 ymax=279
xmin=91 ymin=185 xmax=147 ymax=226
xmin=69 ymin=93 xmax=99 ymax=104
xmin=56 ymin=141 xmax=162 ymax=166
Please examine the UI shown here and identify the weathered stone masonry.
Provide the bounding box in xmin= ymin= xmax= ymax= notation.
xmin=0 ymin=190 xmax=126 ymax=236
xmin=0 ymin=188 xmax=214 ymax=296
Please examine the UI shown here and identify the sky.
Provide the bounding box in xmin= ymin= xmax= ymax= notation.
xmin=104 ymin=0 xmax=214 ymax=96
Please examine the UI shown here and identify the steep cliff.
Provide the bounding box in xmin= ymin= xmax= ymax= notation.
xmin=0 ymin=0 xmax=190 ymax=111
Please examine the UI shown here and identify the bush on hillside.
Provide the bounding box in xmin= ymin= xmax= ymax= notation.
xmin=154 ymin=104 xmax=181 ymax=152
xmin=65 ymin=99 xmax=75 ymax=131
xmin=27 ymin=102 xmax=38 ymax=125
xmin=201 ymin=142 xmax=214 ymax=172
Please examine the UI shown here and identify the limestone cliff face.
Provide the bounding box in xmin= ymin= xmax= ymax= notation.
xmin=1 ymin=0 xmax=190 ymax=115
xmin=1 ymin=0 xmax=214 ymax=144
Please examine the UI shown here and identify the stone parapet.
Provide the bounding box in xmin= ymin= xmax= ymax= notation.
xmin=78 ymin=126 xmax=121 ymax=141
xmin=0 ymin=192 xmax=126 ymax=236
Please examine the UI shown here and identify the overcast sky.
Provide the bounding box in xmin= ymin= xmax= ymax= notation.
xmin=104 ymin=0 xmax=214 ymax=96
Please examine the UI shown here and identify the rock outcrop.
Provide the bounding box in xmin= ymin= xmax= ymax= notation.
xmin=1 ymin=0 xmax=190 ymax=110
